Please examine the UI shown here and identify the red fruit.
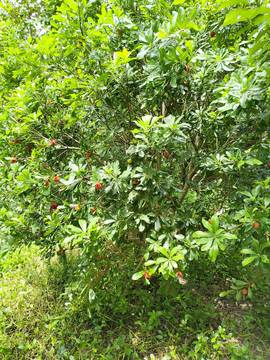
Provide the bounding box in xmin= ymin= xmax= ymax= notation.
xmin=91 ymin=207 xmax=97 ymax=215
xmin=242 ymin=287 xmax=248 ymax=296
xmin=143 ymin=272 xmax=151 ymax=280
xmin=162 ymin=149 xmax=170 ymax=159
xmin=44 ymin=177 xmax=50 ymax=187
xmin=85 ymin=150 xmax=91 ymax=160
xmin=176 ymin=271 xmax=183 ymax=279
xmin=49 ymin=139 xmax=57 ymax=146
xmin=10 ymin=157 xmax=17 ymax=164
xmin=210 ymin=31 xmax=216 ymax=38
xmin=95 ymin=182 xmax=103 ymax=191
xmin=50 ymin=202 xmax=58 ymax=210
xmin=54 ymin=175 xmax=60 ymax=183
xmin=252 ymin=222 xmax=260 ymax=230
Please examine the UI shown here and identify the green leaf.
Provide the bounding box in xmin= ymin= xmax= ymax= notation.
xmin=170 ymin=245 xmax=183 ymax=257
xmin=236 ymin=291 xmax=242 ymax=301
xmin=201 ymin=241 xmax=213 ymax=252
xmin=210 ymin=214 xmax=220 ymax=232
xmin=113 ymin=48 xmax=136 ymax=66
xmin=173 ymin=0 xmax=185 ymax=5
xmin=132 ymin=271 xmax=144 ymax=280
xmin=261 ymin=255 xmax=270 ymax=264
xmin=155 ymin=257 xmax=167 ymax=264
xmin=209 ymin=243 xmax=219 ymax=262
xmin=202 ymin=218 xmax=213 ymax=232
xmin=193 ymin=231 xmax=211 ymax=238
xmin=219 ymin=290 xmax=233 ymax=297
xmin=88 ymin=289 xmax=96 ymax=303
xmin=67 ymin=225 xmax=82 ymax=234
xmin=172 ymin=253 xmax=185 ymax=261
xmin=262 ymin=242 xmax=270 ymax=250
xmin=224 ymin=233 xmax=237 ymax=240
xmin=103 ymin=219 xmax=115 ymax=225
xmin=195 ymin=237 xmax=212 ymax=246
xmin=154 ymin=218 xmax=161 ymax=231
xmin=139 ymin=223 xmax=145 ymax=232
xmin=245 ymin=158 xmax=263 ymax=166
xmin=79 ymin=219 xmax=87 ymax=232
xmin=241 ymin=248 xmax=255 ymax=255
xmin=234 ymin=279 xmax=248 ymax=287
xmin=140 ymin=214 xmax=150 ymax=223
xmin=216 ymin=0 xmax=248 ymax=11
xmin=144 ymin=260 xmax=156 ymax=266
xmin=242 ymin=256 xmax=257 ymax=266
xmin=158 ymin=246 xmax=169 ymax=258
xmin=223 ymin=8 xmax=270 ymax=26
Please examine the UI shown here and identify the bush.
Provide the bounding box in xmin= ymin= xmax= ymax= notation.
xmin=0 ymin=0 xmax=270 ymax=358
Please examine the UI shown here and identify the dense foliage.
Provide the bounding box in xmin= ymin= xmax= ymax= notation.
xmin=0 ymin=0 xmax=270 ymax=358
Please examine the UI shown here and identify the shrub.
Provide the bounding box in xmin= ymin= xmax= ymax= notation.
xmin=0 ymin=1 xmax=269 ymax=355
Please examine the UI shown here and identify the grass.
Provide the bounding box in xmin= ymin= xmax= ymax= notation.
xmin=0 ymin=245 xmax=269 ymax=359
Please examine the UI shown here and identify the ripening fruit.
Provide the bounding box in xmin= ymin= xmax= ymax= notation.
xmin=95 ymin=182 xmax=103 ymax=191
xmin=10 ymin=138 xmax=21 ymax=144
xmin=26 ymin=143 xmax=33 ymax=153
xmin=47 ymin=99 xmax=54 ymax=105
xmin=54 ymin=175 xmax=60 ymax=183
xmin=117 ymin=28 xmax=123 ymax=36
xmin=176 ymin=271 xmax=187 ymax=285
xmin=184 ymin=64 xmax=191 ymax=72
xmin=252 ymin=221 xmax=260 ymax=230
xmin=162 ymin=150 xmax=170 ymax=159
xmin=242 ymin=287 xmax=248 ymax=296
xmin=44 ymin=177 xmax=50 ymax=187
xmin=50 ymin=202 xmax=58 ymax=210
xmin=49 ymin=139 xmax=57 ymax=146
xmin=74 ymin=204 xmax=80 ymax=211
xmin=127 ymin=158 xmax=132 ymax=164
xmin=10 ymin=157 xmax=17 ymax=164
xmin=143 ymin=271 xmax=151 ymax=280
xmin=85 ymin=150 xmax=91 ymax=160
xmin=210 ymin=31 xmax=216 ymax=38
xmin=132 ymin=179 xmax=140 ymax=186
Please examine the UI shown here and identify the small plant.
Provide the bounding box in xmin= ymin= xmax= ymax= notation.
xmin=193 ymin=214 xmax=237 ymax=262
xmin=190 ymin=326 xmax=249 ymax=359
xmin=220 ymin=278 xmax=255 ymax=301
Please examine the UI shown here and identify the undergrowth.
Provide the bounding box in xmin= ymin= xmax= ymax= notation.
xmin=0 ymin=245 xmax=269 ymax=359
